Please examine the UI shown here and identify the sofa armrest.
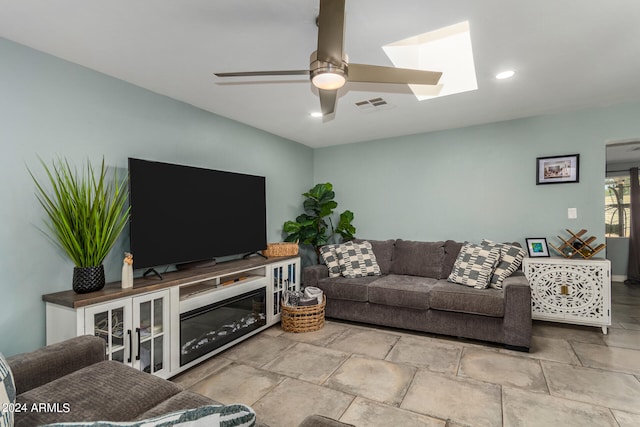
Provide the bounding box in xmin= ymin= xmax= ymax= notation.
xmin=7 ymin=335 xmax=106 ymax=394
xmin=502 ymin=270 xmax=529 ymax=287
xmin=501 ymin=271 xmax=532 ymax=350
xmin=303 ymin=265 xmax=329 ymax=287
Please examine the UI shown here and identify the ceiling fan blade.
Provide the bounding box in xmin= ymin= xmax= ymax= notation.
xmin=348 ymin=63 xmax=442 ymax=85
xmin=215 ymin=70 xmax=309 ymax=77
xmin=317 ymin=0 xmax=345 ymax=65
xmin=319 ymin=89 xmax=338 ymax=116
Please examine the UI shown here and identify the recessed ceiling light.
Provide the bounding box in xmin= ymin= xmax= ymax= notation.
xmin=310 ymin=112 xmax=323 ymax=118
xmin=496 ymin=70 xmax=515 ymax=80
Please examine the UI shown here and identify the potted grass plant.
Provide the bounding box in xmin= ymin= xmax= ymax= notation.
xmin=29 ymin=157 xmax=130 ymax=293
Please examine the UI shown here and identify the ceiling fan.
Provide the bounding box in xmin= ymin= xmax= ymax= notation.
xmin=214 ymin=0 xmax=442 ymax=116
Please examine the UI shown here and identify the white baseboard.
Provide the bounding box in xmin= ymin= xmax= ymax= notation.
xmin=612 ymin=274 xmax=627 ymax=283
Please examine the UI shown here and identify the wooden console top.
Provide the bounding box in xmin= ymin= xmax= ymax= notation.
xmin=42 ymin=255 xmax=298 ymax=309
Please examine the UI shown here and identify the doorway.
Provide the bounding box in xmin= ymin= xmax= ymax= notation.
xmin=605 ymin=139 xmax=640 ymax=281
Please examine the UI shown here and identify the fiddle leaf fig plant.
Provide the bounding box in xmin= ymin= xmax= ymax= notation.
xmin=283 ymin=183 xmax=355 ymax=262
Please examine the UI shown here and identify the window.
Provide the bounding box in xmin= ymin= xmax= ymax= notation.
xmin=605 ymin=175 xmax=631 ymax=237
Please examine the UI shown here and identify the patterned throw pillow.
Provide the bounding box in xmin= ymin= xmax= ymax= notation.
xmin=335 ymin=241 xmax=382 ymax=279
xmin=41 ymin=404 xmax=256 ymax=427
xmin=320 ymin=244 xmax=342 ymax=278
xmin=1 ymin=352 xmax=16 ymax=427
xmin=481 ymin=239 xmax=526 ymax=289
xmin=447 ymin=242 xmax=502 ymax=289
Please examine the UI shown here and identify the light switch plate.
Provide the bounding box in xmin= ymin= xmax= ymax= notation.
xmin=568 ymin=208 xmax=577 ymax=219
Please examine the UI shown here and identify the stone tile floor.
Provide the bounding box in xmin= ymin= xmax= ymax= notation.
xmin=172 ymin=282 xmax=640 ymax=427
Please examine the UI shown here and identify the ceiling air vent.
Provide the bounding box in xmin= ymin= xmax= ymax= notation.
xmin=354 ymin=97 xmax=395 ymax=113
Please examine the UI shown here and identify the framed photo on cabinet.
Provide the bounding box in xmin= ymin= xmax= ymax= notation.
xmin=526 ymin=238 xmax=550 ymax=257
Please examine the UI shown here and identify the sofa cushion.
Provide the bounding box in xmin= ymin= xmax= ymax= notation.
xmin=353 ymin=239 xmax=395 ymax=275
xmin=320 ymin=244 xmax=342 ymax=278
xmin=15 ymin=360 xmax=181 ymax=426
xmin=316 ymin=276 xmax=382 ymax=302
xmin=447 ymin=242 xmax=501 ymax=289
xmin=335 ymin=241 xmax=381 ymax=278
xmin=368 ymin=275 xmax=438 ymax=310
xmin=389 ymin=240 xmax=444 ymax=278
xmin=1 ymin=353 xmax=16 ymax=427
xmin=441 ymin=240 xmax=464 ymax=279
xmin=42 ymin=404 xmax=257 ymax=427
xmin=481 ymin=240 xmax=526 ymax=289
xmin=134 ymin=391 xmax=217 ymax=420
xmin=429 ymin=281 xmax=505 ymax=317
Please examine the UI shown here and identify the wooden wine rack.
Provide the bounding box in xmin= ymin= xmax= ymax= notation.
xmin=549 ymin=229 xmax=606 ymax=259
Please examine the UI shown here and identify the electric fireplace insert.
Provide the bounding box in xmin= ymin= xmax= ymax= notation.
xmin=180 ymin=287 xmax=266 ymax=366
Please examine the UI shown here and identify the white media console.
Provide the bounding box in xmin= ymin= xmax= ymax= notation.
xmin=43 ymin=256 xmax=300 ymax=379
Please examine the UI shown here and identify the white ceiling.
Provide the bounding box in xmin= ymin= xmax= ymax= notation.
xmin=2 ymin=0 xmax=640 ymax=148
xmin=607 ymin=140 xmax=640 ymax=168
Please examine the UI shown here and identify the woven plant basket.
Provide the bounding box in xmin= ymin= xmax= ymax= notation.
xmin=281 ymin=295 xmax=326 ymax=333
xmin=263 ymin=242 xmax=299 ymax=257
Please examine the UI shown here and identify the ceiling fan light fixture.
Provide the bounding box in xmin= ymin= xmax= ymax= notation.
xmin=311 ymin=70 xmax=346 ymax=90
xmin=216 ymin=2 xmax=443 ymax=118
xmin=310 ymin=51 xmax=348 ymax=90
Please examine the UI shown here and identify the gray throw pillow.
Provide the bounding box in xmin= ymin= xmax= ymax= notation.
xmin=40 ymin=404 xmax=256 ymax=426
xmin=481 ymin=239 xmax=526 ymax=289
xmin=335 ymin=241 xmax=382 ymax=278
xmin=320 ymin=244 xmax=342 ymax=278
xmin=353 ymin=238 xmax=395 ymax=275
xmin=448 ymin=242 xmax=502 ymax=289
xmin=0 ymin=353 xmax=16 ymax=427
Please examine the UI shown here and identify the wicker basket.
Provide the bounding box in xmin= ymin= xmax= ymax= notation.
xmin=281 ymin=295 xmax=326 ymax=333
xmin=263 ymin=242 xmax=299 ymax=257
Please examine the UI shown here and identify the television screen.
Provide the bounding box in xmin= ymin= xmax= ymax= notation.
xmin=128 ymin=158 xmax=267 ymax=270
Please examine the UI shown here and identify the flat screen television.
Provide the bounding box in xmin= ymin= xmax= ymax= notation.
xmin=128 ymin=158 xmax=267 ymax=270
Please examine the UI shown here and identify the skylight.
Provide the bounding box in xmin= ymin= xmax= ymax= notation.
xmin=382 ymin=21 xmax=478 ymax=101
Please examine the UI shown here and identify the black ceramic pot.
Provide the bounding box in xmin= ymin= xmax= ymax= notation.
xmin=72 ymin=265 xmax=106 ymax=294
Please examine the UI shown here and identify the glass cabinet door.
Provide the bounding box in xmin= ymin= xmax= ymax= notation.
xmin=85 ymin=299 xmax=132 ymax=364
xmin=132 ymin=290 xmax=170 ymax=376
xmin=270 ymin=259 xmax=301 ymax=321
xmin=286 ymin=261 xmax=299 ymax=293
xmin=272 ymin=264 xmax=285 ymax=317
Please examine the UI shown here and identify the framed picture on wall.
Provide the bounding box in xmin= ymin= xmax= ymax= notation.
xmin=525 ymin=238 xmax=550 ymax=257
xmin=536 ymin=154 xmax=579 ymax=184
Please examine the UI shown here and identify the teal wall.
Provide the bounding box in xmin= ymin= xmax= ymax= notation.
xmin=606 ymin=238 xmax=628 ymax=278
xmin=3 ymin=35 xmax=640 ymax=357
xmin=314 ymin=102 xmax=640 ymax=251
xmin=0 ymin=38 xmax=313 ymax=356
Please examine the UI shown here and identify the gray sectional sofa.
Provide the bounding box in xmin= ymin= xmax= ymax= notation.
xmin=6 ymin=335 xmax=352 ymax=427
xmin=8 ymin=336 xmax=219 ymax=427
xmin=304 ymin=239 xmax=532 ymax=351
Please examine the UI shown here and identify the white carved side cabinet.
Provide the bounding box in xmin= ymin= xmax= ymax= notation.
xmin=522 ymin=257 xmax=611 ymax=334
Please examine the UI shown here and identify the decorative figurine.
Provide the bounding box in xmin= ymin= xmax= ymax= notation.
xmin=121 ymin=252 xmax=134 ymax=289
